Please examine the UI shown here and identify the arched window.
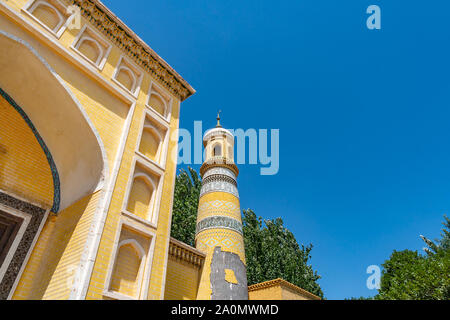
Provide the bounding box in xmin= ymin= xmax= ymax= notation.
xmin=109 ymin=239 xmax=145 ymax=298
xmin=126 ymin=173 xmax=155 ymax=220
xmin=213 ymin=144 xmax=222 ymax=157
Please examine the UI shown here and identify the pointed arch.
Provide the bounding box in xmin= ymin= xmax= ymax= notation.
xmin=126 ymin=172 xmax=156 ymax=220
xmin=0 ymin=30 xmax=107 ymax=212
xmin=133 ymin=172 xmax=156 ymax=191
xmin=117 ymin=239 xmax=145 ymax=259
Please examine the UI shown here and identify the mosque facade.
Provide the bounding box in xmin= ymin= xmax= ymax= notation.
xmin=0 ymin=0 xmax=319 ymax=300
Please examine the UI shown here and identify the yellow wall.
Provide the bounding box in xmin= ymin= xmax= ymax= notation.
xmin=248 ymin=280 xmax=321 ymax=301
xmin=248 ymin=286 xmax=281 ymax=300
xmin=109 ymin=243 xmax=141 ymax=297
xmin=85 ymin=98 xmax=181 ymax=300
xmin=12 ymin=191 xmax=101 ymax=300
xmin=0 ymin=94 xmax=54 ymax=209
xmin=248 ymin=285 xmax=310 ymax=300
xmin=164 ymin=257 xmax=202 ymax=300
xmin=281 ymin=286 xmax=311 ymax=300
xmin=127 ymin=177 xmax=152 ymax=220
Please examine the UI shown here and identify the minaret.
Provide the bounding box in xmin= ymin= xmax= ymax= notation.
xmin=195 ymin=113 xmax=248 ymax=300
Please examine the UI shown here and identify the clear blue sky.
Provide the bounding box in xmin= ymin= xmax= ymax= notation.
xmin=103 ymin=0 xmax=450 ymax=299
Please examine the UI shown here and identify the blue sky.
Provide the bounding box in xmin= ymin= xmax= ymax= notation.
xmin=103 ymin=0 xmax=450 ymax=299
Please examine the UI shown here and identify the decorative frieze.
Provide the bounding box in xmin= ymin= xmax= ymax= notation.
xmin=196 ymin=216 xmax=243 ymax=235
xmin=200 ymin=179 xmax=239 ymax=199
xmin=202 ymin=167 xmax=236 ymax=180
xmin=202 ymin=174 xmax=237 ymax=187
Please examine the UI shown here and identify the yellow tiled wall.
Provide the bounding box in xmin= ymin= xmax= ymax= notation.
xmin=0 ymin=95 xmax=54 ymax=209
xmin=109 ymin=244 xmax=141 ymax=297
xmin=12 ymin=191 xmax=101 ymax=300
xmin=248 ymin=286 xmax=281 ymax=300
xmin=164 ymin=257 xmax=202 ymax=300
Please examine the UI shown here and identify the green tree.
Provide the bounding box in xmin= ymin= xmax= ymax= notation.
xmin=375 ymin=249 xmax=449 ymax=300
xmin=170 ymin=168 xmax=324 ymax=298
xmin=243 ymin=209 xmax=324 ymax=298
xmin=170 ymin=167 xmax=201 ymax=246
xmin=373 ymin=216 xmax=450 ymax=300
xmin=420 ymin=215 xmax=450 ymax=255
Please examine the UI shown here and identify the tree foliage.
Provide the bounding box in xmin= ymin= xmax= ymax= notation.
xmin=375 ymin=248 xmax=449 ymax=300
xmin=370 ymin=215 xmax=450 ymax=300
xmin=170 ymin=167 xmax=324 ymax=298
xmin=170 ymin=167 xmax=201 ymax=246
xmin=242 ymin=209 xmax=324 ymax=298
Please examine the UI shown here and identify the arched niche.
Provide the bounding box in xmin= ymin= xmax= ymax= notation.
xmin=139 ymin=124 xmax=162 ymax=163
xmin=148 ymin=92 xmax=167 ymax=118
xmin=109 ymin=239 xmax=145 ymax=298
xmin=116 ymin=66 xmax=137 ymax=93
xmin=126 ymin=173 xmax=155 ymax=220
xmin=29 ymin=1 xmax=64 ymax=32
xmin=77 ymin=36 xmax=103 ymax=65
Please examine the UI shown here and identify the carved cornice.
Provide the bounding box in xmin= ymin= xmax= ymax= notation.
xmin=66 ymin=0 xmax=195 ymax=101
xmin=168 ymin=237 xmax=205 ymax=269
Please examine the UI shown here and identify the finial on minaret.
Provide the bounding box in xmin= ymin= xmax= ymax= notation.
xmin=216 ymin=110 xmax=222 ymax=128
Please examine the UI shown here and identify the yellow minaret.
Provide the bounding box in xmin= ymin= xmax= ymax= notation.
xmin=195 ymin=112 xmax=248 ymax=300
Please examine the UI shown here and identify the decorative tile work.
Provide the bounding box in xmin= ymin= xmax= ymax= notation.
xmin=202 ymin=167 xmax=236 ymax=180
xmin=196 ymin=229 xmax=245 ymax=263
xmin=196 ymin=216 xmax=243 ymax=235
xmin=200 ymin=180 xmax=239 ymax=198
xmin=202 ymin=174 xmax=237 ymax=187
xmin=0 ymin=192 xmax=46 ymax=300
xmin=197 ymin=200 xmax=241 ymax=220
xmin=0 ymin=87 xmax=60 ymax=213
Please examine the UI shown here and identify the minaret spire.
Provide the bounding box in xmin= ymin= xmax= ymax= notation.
xmin=216 ymin=110 xmax=222 ymax=128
